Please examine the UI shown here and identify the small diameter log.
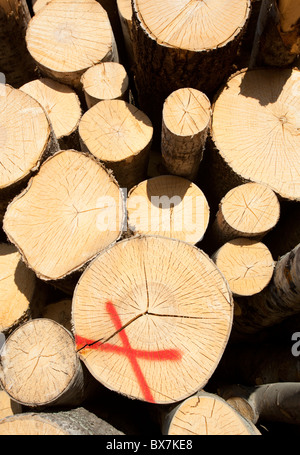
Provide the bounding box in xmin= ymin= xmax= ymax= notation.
xmin=41 ymin=298 xmax=72 ymax=331
xmin=161 ymin=88 xmax=211 ymax=181
xmin=81 ymin=62 xmax=129 ymax=109
xmin=159 ymin=391 xmax=260 ymax=436
xmin=19 ymin=78 xmax=82 ymax=149
xmin=258 ymin=0 xmax=300 ymax=67
xmin=0 ymin=85 xmax=58 ymax=223
xmin=218 ymin=382 xmax=300 ymax=426
xmin=0 ymin=319 xmax=96 ymax=408
xmin=0 ymin=243 xmax=37 ymax=337
xmin=131 ymin=0 xmax=251 ymax=130
xmin=0 ymin=0 xmax=36 ymax=88
xmin=0 ymin=406 xmax=124 ymax=435
xmin=211 ymin=239 xmax=274 ymax=298
xmin=79 ymin=100 xmax=153 ymax=190
xmin=0 ymin=389 xmax=22 ymax=420
xmin=72 ymin=236 xmax=233 ymax=404
xmin=32 ymin=0 xmax=50 ymax=14
xmin=117 ymin=0 xmax=134 ymax=68
xmin=25 ymin=0 xmax=118 ymax=88
xmin=127 ymin=175 xmax=210 ymax=244
xmin=3 ymin=149 xmax=125 ymax=282
xmin=210 ymin=68 xmax=300 ymax=203
xmin=233 ymin=243 xmax=300 ymax=337
xmin=210 ymin=183 xmax=280 ymax=250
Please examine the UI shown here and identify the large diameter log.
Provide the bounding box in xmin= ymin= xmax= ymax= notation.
xmin=218 ymin=382 xmax=300 ymax=426
xmin=0 ymin=0 xmax=36 ymax=87
xmin=19 ymin=78 xmax=82 ymax=150
xmin=0 ymin=85 xmax=59 ymax=224
xmin=3 ymin=150 xmax=125 ymax=282
xmin=161 ymin=88 xmax=211 ymax=181
xmin=0 ymin=407 xmax=124 ymax=435
xmin=212 ymin=239 xmax=274 ymax=297
xmin=127 ymin=175 xmax=209 ymax=244
xmin=210 ymin=183 xmax=280 ymax=250
xmin=25 ymin=0 xmax=118 ymax=88
xmin=72 ymin=236 xmax=233 ymax=404
xmin=233 ymin=243 xmax=300 ymax=337
xmin=131 ymin=0 xmax=251 ymax=130
xmin=210 ymin=68 xmax=300 ymax=203
xmin=258 ymin=0 xmax=300 ymax=67
xmin=0 ymin=243 xmax=37 ymax=337
xmin=0 ymin=319 xmax=96 ymax=408
xmin=81 ymin=62 xmax=129 ymax=108
xmin=160 ymin=391 xmax=260 ymax=436
xmin=79 ymin=100 xmax=153 ymax=190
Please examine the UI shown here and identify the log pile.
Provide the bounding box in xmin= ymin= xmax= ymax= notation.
xmin=0 ymin=0 xmax=300 ymax=437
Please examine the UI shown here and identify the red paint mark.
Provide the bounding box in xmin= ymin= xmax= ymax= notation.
xmin=75 ymin=301 xmax=182 ymax=403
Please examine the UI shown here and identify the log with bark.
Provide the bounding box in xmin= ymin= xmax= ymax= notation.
xmin=19 ymin=78 xmax=82 ymax=150
xmin=25 ymin=0 xmax=119 ymax=89
xmin=218 ymin=382 xmax=300 ymax=426
xmin=72 ymin=235 xmax=233 ymax=404
xmin=0 ymin=318 xmax=98 ymax=408
xmin=157 ymin=390 xmax=261 ymax=435
xmin=41 ymin=298 xmax=72 ymax=332
xmin=200 ymin=67 xmax=300 ymax=213
xmin=3 ymin=150 xmax=125 ymax=285
xmin=257 ymin=0 xmax=300 ymax=67
xmin=127 ymin=175 xmax=210 ymax=244
xmin=232 ymin=243 xmax=300 ymax=338
xmin=212 ymin=238 xmax=274 ymax=298
xmin=0 ymin=0 xmax=37 ymax=88
xmin=161 ymin=88 xmax=211 ymax=181
xmin=131 ymin=0 xmax=251 ymax=132
xmin=81 ymin=62 xmax=129 ymax=109
xmin=79 ymin=100 xmax=153 ymax=190
xmin=0 ymin=84 xmax=59 ymax=224
xmin=0 ymin=406 xmax=124 ymax=435
xmin=117 ymin=0 xmax=134 ymax=69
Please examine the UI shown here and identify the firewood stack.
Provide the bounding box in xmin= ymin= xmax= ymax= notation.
xmin=0 ymin=0 xmax=300 ymax=437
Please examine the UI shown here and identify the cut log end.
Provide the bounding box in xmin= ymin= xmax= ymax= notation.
xmin=72 ymin=236 xmax=233 ymax=404
xmin=0 ymin=318 xmax=79 ymax=407
xmin=127 ymin=175 xmax=210 ymax=244
xmin=212 ymin=238 xmax=274 ymax=297
xmin=162 ymin=392 xmax=260 ymax=435
xmin=3 ymin=149 xmax=125 ymax=281
xmin=81 ymin=62 xmax=129 ymax=108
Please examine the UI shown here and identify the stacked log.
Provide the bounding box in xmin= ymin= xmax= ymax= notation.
xmin=1 ymin=0 xmax=300 ymax=438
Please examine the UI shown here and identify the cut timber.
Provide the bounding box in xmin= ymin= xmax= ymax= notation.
xmin=219 ymin=382 xmax=300 ymax=426
xmin=0 ymin=0 xmax=36 ymax=87
xmin=0 ymin=319 xmax=95 ymax=407
xmin=127 ymin=175 xmax=210 ymax=244
xmin=32 ymin=0 xmax=50 ymax=14
xmin=161 ymin=88 xmax=211 ymax=181
xmin=81 ymin=62 xmax=129 ymax=109
xmin=25 ymin=0 xmax=118 ymax=88
xmin=79 ymin=100 xmax=153 ymax=189
xmin=117 ymin=0 xmax=134 ymax=67
xmin=19 ymin=78 xmax=81 ymax=149
xmin=0 ymin=389 xmax=22 ymax=419
xmin=0 ymin=85 xmax=58 ymax=223
xmin=72 ymin=235 xmax=233 ymax=404
xmin=258 ymin=0 xmax=300 ymax=67
xmin=41 ymin=299 xmax=72 ymax=331
xmin=160 ymin=391 xmax=260 ymax=435
xmin=3 ymin=150 xmax=125 ymax=281
xmin=211 ymin=68 xmax=300 ymax=202
xmin=232 ymin=243 xmax=300 ymax=337
xmin=0 ymin=406 xmax=124 ymax=435
xmin=131 ymin=0 xmax=251 ymax=130
xmin=212 ymin=239 xmax=274 ymax=297
xmin=210 ymin=183 xmax=280 ymax=249
xmin=0 ymin=243 xmax=36 ymax=337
